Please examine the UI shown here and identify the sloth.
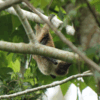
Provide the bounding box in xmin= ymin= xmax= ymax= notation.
xmin=33 ymin=16 xmax=71 ymax=78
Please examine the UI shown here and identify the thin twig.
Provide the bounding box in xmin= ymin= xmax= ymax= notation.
xmin=0 ymin=72 xmax=93 ymax=99
xmin=0 ymin=0 xmax=22 ymax=11
xmin=83 ymin=70 xmax=91 ymax=74
xmin=23 ymin=0 xmax=100 ymax=73
xmin=84 ymin=0 xmax=100 ymax=27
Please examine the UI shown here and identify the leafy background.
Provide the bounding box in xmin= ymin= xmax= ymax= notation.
xmin=0 ymin=0 xmax=100 ymax=99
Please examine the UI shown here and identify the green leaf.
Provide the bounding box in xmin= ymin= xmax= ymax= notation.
xmin=12 ymin=36 xmax=23 ymax=43
xmin=0 ymin=51 xmax=8 ymax=68
xmin=58 ymin=9 xmax=64 ymax=20
xmin=7 ymin=59 xmax=20 ymax=72
xmin=11 ymin=15 xmax=21 ymax=32
xmin=67 ymin=64 xmax=78 ymax=76
xmin=85 ymin=47 xmax=97 ymax=59
xmin=71 ymin=0 xmax=76 ymax=4
xmin=60 ymin=81 xmax=71 ymax=95
xmin=6 ymin=53 xmax=20 ymax=72
xmin=11 ymin=25 xmax=28 ymax=43
xmin=12 ymin=54 xmax=18 ymax=62
xmin=83 ymin=76 xmax=97 ymax=92
xmin=31 ymin=0 xmax=50 ymax=8
xmin=31 ymin=0 xmax=41 ymax=7
xmin=0 ymin=14 xmax=12 ymax=41
xmin=78 ymin=81 xmax=87 ymax=92
xmin=95 ymin=3 xmax=100 ymax=12
xmin=0 ymin=67 xmax=13 ymax=79
xmin=41 ymin=0 xmax=49 ymax=8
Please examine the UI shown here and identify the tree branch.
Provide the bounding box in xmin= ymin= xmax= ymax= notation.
xmin=0 ymin=0 xmax=22 ymax=11
xmin=0 ymin=41 xmax=80 ymax=63
xmin=23 ymin=0 xmax=100 ymax=73
xmin=13 ymin=5 xmax=37 ymax=43
xmin=0 ymin=0 xmax=75 ymax=35
xmin=0 ymin=0 xmax=63 ymax=28
xmin=0 ymin=72 xmax=93 ymax=99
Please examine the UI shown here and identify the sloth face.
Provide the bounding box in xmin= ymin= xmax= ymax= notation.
xmin=55 ymin=61 xmax=71 ymax=76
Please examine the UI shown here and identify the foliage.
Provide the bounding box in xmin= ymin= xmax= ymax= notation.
xmin=0 ymin=0 xmax=100 ymax=99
